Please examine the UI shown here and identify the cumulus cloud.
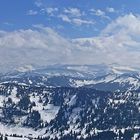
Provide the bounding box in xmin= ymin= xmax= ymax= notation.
xmin=27 ymin=10 xmax=38 ymax=15
xmin=35 ymin=0 xmax=44 ymax=8
xmin=58 ymin=7 xmax=94 ymax=26
xmin=74 ymin=13 xmax=140 ymax=67
xmin=34 ymin=0 xmax=58 ymax=16
xmin=106 ymin=7 xmax=115 ymax=13
xmin=93 ymin=9 xmax=105 ymax=16
xmin=72 ymin=18 xmax=94 ymax=26
xmin=34 ymin=1 xmax=93 ymax=26
xmin=0 ymin=26 xmax=73 ymax=72
xmin=58 ymin=14 xmax=71 ymax=23
xmin=90 ymin=9 xmax=110 ymax=20
xmin=58 ymin=14 xmax=94 ymax=26
xmin=102 ymin=13 xmax=140 ymax=36
xmin=1 ymin=14 xmax=140 ymax=72
xmin=0 ymin=25 xmax=103 ymax=72
xmin=40 ymin=7 xmax=58 ymax=16
xmin=64 ymin=8 xmax=82 ymax=17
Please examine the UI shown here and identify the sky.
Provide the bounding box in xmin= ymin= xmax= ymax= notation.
xmin=0 ymin=0 xmax=140 ymax=72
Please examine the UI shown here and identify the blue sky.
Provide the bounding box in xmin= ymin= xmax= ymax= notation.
xmin=0 ymin=0 xmax=139 ymax=38
xmin=1 ymin=0 xmax=140 ymax=72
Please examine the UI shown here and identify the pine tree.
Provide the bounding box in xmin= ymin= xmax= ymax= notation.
xmin=4 ymin=136 xmax=8 ymax=140
xmin=0 ymin=135 xmax=3 ymax=140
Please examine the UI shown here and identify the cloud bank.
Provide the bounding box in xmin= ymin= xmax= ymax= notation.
xmin=1 ymin=14 xmax=140 ymax=72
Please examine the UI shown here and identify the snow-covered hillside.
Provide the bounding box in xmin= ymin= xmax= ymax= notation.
xmin=0 ymin=64 xmax=140 ymax=139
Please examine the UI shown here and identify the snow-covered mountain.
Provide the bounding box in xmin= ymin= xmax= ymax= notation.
xmin=0 ymin=83 xmax=140 ymax=139
xmin=0 ymin=64 xmax=140 ymax=139
xmin=1 ymin=64 xmax=140 ymax=91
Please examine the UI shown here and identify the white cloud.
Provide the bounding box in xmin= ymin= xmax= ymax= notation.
xmin=34 ymin=0 xmax=58 ymax=16
xmin=106 ymin=7 xmax=115 ymax=13
xmin=58 ymin=14 xmax=71 ymax=23
xmin=35 ymin=0 xmax=43 ymax=7
xmin=46 ymin=8 xmax=58 ymax=14
xmin=34 ymin=1 xmax=94 ymax=26
xmin=90 ymin=9 xmax=110 ymax=20
xmin=94 ymin=9 xmax=105 ymax=16
xmin=58 ymin=14 xmax=94 ymax=26
xmin=72 ymin=18 xmax=94 ymax=26
xmin=58 ymin=8 xmax=93 ymax=26
xmin=41 ymin=7 xmax=58 ymax=16
xmin=27 ymin=10 xmax=38 ymax=15
xmin=0 ymin=26 xmax=73 ymax=72
xmin=73 ymin=14 xmax=140 ymax=67
xmin=102 ymin=13 xmax=140 ymax=36
xmin=3 ymin=22 xmax=13 ymax=26
xmin=64 ymin=8 xmax=82 ymax=17
xmin=1 ymin=14 xmax=140 ymax=72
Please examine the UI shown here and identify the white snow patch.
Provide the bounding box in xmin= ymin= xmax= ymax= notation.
xmin=8 ymin=136 xmax=29 ymax=140
xmin=40 ymin=104 xmax=60 ymax=123
xmin=68 ymin=95 xmax=77 ymax=106
xmin=0 ymin=123 xmax=44 ymax=137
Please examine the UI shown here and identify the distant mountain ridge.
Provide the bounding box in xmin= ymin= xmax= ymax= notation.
xmin=1 ymin=64 xmax=140 ymax=91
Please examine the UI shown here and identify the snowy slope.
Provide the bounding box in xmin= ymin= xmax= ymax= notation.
xmin=0 ymin=64 xmax=140 ymax=139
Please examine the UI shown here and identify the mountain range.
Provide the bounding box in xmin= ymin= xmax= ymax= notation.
xmin=0 ymin=64 xmax=140 ymax=140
